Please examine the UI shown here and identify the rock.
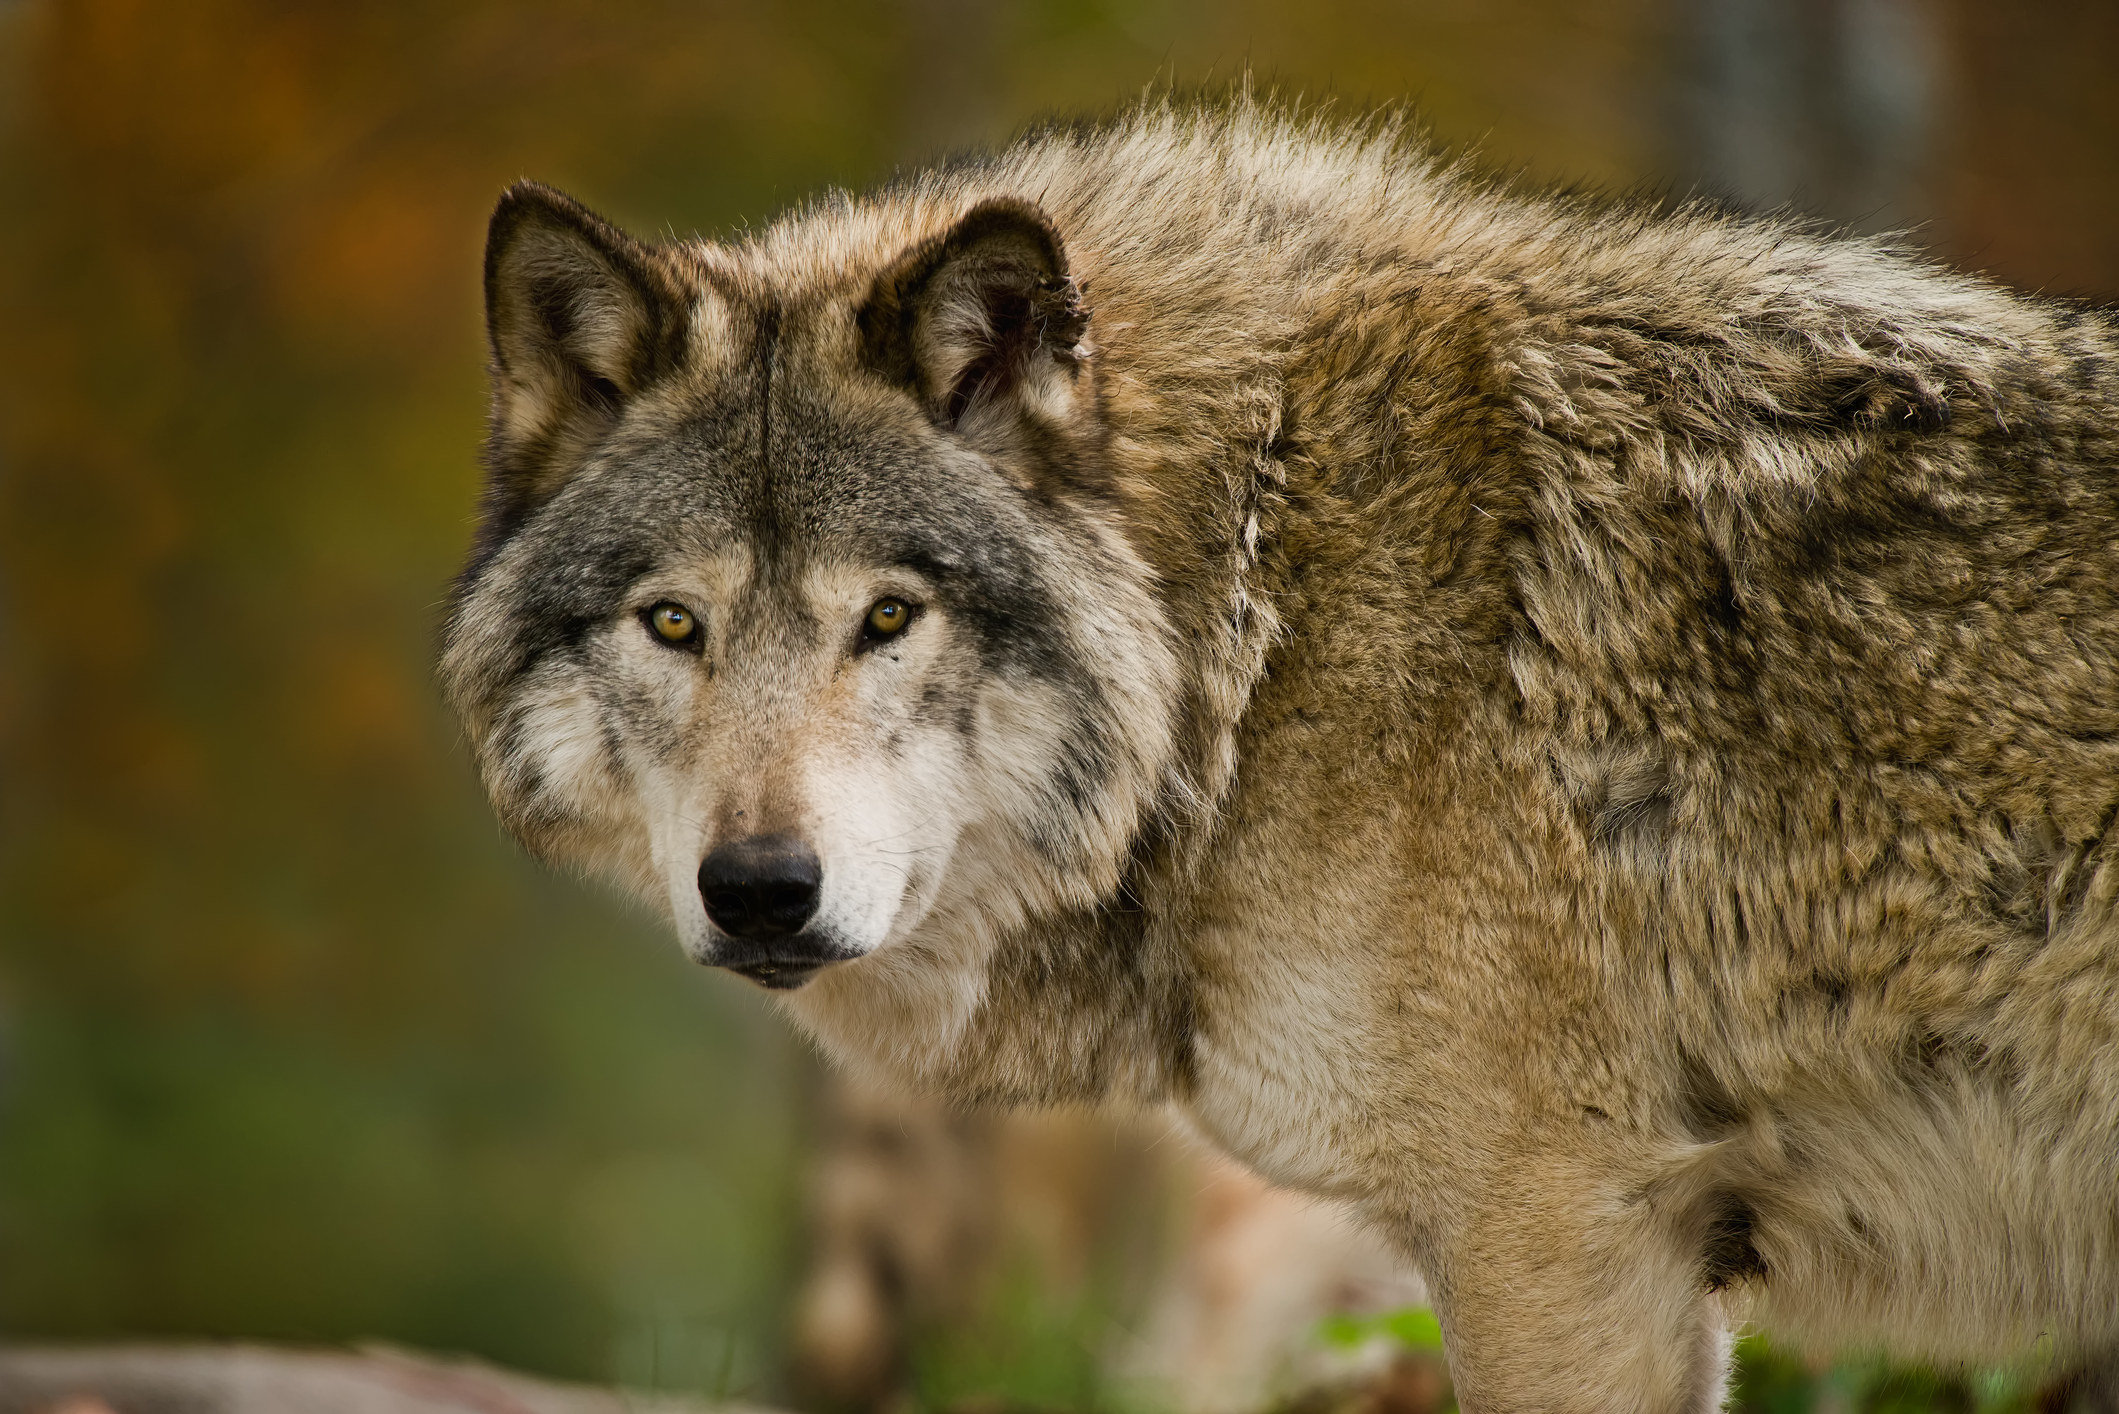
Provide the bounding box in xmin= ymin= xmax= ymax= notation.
xmin=0 ymin=1344 xmax=773 ymax=1414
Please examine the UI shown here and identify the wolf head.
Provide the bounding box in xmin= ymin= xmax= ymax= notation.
xmin=442 ymin=183 xmax=1182 ymax=997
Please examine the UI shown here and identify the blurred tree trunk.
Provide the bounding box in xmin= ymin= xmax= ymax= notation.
xmin=1934 ymin=0 xmax=2119 ymax=298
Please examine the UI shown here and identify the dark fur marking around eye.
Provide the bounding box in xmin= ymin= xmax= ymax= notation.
xmin=457 ymin=527 xmax=663 ymax=709
xmin=879 ymin=536 xmax=1077 ymax=686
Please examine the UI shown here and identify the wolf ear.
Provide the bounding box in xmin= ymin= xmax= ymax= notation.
xmin=859 ymin=200 xmax=1092 ymax=439
xmin=480 ymin=182 xmax=687 ymax=532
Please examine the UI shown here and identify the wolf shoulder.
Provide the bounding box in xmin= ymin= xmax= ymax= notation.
xmin=1025 ymin=123 xmax=2119 ymax=763
xmin=1079 ymin=129 xmax=2119 ymax=1073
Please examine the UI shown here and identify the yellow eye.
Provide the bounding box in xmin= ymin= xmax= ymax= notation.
xmin=865 ymin=598 xmax=912 ymax=637
xmin=646 ymin=602 xmax=697 ymax=644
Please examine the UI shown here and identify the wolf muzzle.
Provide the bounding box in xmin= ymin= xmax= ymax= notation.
xmin=697 ymin=834 xmax=850 ymax=988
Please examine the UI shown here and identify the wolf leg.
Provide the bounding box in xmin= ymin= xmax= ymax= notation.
xmin=1423 ymin=1172 xmax=1732 ymax=1414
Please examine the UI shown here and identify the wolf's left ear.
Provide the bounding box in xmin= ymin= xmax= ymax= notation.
xmin=481 ymin=182 xmax=689 ymax=532
xmin=859 ymin=200 xmax=1092 ymax=439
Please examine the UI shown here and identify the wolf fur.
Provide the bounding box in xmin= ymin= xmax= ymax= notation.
xmin=442 ymin=99 xmax=2119 ymax=1412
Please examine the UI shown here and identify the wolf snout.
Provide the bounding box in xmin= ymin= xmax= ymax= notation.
xmin=699 ymin=834 xmax=823 ymax=939
xmin=696 ymin=835 xmax=848 ymax=988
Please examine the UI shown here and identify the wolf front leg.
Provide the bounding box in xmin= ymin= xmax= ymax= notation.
xmin=1423 ymin=1159 xmax=1737 ymax=1414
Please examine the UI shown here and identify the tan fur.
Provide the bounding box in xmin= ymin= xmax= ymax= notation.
xmin=447 ymin=97 xmax=2119 ymax=1412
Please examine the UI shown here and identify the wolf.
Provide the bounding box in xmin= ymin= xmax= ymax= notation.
xmin=441 ymin=99 xmax=2119 ymax=1412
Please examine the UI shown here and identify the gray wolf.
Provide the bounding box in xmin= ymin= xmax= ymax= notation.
xmin=441 ymin=99 xmax=2119 ymax=1412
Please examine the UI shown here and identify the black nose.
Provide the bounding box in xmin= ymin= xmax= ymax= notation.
xmin=698 ymin=834 xmax=822 ymax=940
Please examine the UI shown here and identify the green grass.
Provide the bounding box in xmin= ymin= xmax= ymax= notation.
xmin=1317 ymin=1308 xmax=2059 ymax=1414
xmin=1729 ymin=1334 xmax=2046 ymax=1414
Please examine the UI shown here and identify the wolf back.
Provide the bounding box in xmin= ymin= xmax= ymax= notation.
xmin=442 ymin=100 xmax=2119 ymax=1413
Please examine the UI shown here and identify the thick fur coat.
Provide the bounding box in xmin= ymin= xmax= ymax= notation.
xmin=442 ymin=100 xmax=2119 ymax=1412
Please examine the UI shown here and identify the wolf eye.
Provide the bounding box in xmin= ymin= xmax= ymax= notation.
xmin=858 ymin=597 xmax=917 ymax=649
xmin=867 ymin=599 xmax=911 ymax=634
xmin=643 ymin=601 xmax=700 ymax=649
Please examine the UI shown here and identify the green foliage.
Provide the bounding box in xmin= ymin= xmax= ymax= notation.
xmin=1728 ymin=1335 xmax=2045 ymax=1414
xmin=1325 ymin=1310 xmax=2058 ymax=1414
xmin=1317 ymin=1306 xmax=1446 ymax=1354
xmin=904 ymin=1188 xmax=1173 ymax=1414
xmin=909 ymin=1269 xmax=1118 ymax=1414
xmin=0 ymin=894 xmax=811 ymax=1392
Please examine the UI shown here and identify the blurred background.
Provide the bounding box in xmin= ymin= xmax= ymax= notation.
xmin=1 ymin=0 xmax=2114 ymax=1410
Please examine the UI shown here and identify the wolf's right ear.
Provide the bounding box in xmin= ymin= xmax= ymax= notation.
xmin=480 ymin=182 xmax=688 ymax=534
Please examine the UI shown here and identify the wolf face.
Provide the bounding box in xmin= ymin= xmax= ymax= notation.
xmin=443 ymin=185 xmax=1181 ymax=991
